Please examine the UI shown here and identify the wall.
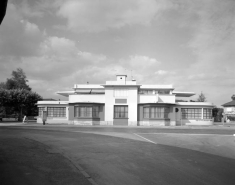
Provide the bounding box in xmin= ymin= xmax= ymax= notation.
xmin=168 ymin=106 xmax=176 ymax=126
xmin=69 ymin=94 xmax=105 ymax=103
xmin=104 ymin=87 xmax=115 ymax=122
xmin=139 ymin=120 xmax=170 ymax=126
xmin=224 ymin=106 xmax=235 ymax=115
xmin=158 ymin=95 xmax=175 ymax=103
xmin=138 ymin=94 xmax=175 ymax=104
xmin=128 ymin=87 xmax=138 ymax=124
xmin=138 ymin=95 xmax=158 ymax=103
xmin=104 ymin=86 xmax=138 ymax=125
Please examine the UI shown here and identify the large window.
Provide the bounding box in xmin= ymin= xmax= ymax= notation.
xmin=143 ymin=107 xmax=170 ymax=119
xmin=47 ymin=107 xmax=66 ymax=117
xmin=38 ymin=107 xmax=45 ymax=116
xmin=74 ymin=106 xmax=99 ymax=118
xmin=181 ymin=108 xmax=201 ymax=119
xmin=114 ymin=106 xmax=128 ymax=118
xmin=203 ymin=108 xmax=212 ymax=119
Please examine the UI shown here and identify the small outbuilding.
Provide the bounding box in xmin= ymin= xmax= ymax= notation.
xmin=221 ymin=100 xmax=235 ymax=122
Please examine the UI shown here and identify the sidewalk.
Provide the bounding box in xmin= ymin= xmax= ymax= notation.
xmin=2 ymin=121 xmax=235 ymax=130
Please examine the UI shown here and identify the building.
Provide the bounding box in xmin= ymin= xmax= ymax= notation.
xmin=221 ymin=99 xmax=235 ymax=122
xmin=37 ymin=75 xmax=214 ymax=126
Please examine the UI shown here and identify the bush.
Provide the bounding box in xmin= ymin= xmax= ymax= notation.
xmin=227 ymin=116 xmax=235 ymax=121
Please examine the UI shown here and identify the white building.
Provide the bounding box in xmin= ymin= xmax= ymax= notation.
xmin=37 ymin=75 xmax=214 ymax=126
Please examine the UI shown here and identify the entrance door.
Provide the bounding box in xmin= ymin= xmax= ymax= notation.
xmin=113 ymin=105 xmax=128 ymax=126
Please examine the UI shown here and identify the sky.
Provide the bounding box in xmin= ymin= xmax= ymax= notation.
xmin=0 ymin=0 xmax=235 ymax=106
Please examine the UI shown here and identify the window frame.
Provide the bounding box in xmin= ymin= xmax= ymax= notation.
xmin=143 ymin=106 xmax=170 ymax=119
xmin=47 ymin=107 xmax=66 ymax=117
xmin=38 ymin=107 xmax=45 ymax=116
xmin=181 ymin=108 xmax=202 ymax=120
xmin=139 ymin=89 xmax=170 ymax=95
xmin=74 ymin=106 xmax=99 ymax=118
xmin=203 ymin=108 xmax=212 ymax=119
xmin=114 ymin=105 xmax=128 ymax=119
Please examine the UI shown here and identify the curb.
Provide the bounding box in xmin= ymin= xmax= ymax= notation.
xmin=61 ymin=152 xmax=99 ymax=185
xmin=26 ymin=137 xmax=98 ymax=185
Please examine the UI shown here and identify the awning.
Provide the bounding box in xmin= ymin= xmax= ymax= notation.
xmin=75 ymin=89 xmax=91 ymax=94
xmin=91 ymin=89 xmax=105 ymax=94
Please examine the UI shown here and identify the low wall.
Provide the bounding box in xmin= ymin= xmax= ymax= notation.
xmin=176 ymin=119 xmax=213 ymax=126
xmin=139 ymin=120 xmax=170 ymax=126
xmin=2 ymin=118 xmax=18 ymax=121
xmin=37 ymin=117 xmax=68 ymax=124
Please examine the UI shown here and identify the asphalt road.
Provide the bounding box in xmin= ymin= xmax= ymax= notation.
xmin=0 ymin=130 xmax=92 ymax=185
xmin=1 ymin=125 xmax=235 ymax=185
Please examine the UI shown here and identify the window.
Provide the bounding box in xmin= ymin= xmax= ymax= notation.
xmin=143 ymin=107 xmax=150 ymax=118
xmin=139 ymin=90 xmax=154 ymax=94
xmin=203 ymin=108 xmax=212 ymax=119
xmin=181 ymin=108 xmax=201 ymax=119
xmin=139 ymin=90 xmax=170 ymax=94
xmin=38 ymin=107 xmax=45 ymax=116
xmin=114 ymin=106 xmax=128 ymax=118
xmin=47 ymin=107 xmax=66 ymax=117
xmin=114 ymin=89 xmax=128 ymax=97
xmin=93 ymin=106 xmax=99 ymax=117
xmin=143 ymin=107 xmax=170 ymax=119
xmin=158 ymin=90 xmax=170 ymax=94
xmin=74 ymin=106 xmax=99 ymax=118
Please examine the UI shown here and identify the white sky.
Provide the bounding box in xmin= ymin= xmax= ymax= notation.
xmin=0 ymin=0 xmax=235 ymax=106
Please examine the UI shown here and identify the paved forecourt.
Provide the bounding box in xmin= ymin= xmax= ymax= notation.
xmin=1 ymin=125 xmax=235 ymax=185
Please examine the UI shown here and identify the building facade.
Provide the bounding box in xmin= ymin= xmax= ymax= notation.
xmin=37 ymin=75 xmax=214 ymax=126
xmin=222 ymin=100 xmax=235 ymax=122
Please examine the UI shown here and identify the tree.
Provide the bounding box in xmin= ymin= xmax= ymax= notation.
xmin=0 ymin=82 xmax=6 ymax=89
xmin=1 ymin=68 xmax=32 ymax=91
xmin=231 ymin=94 xmax=235 ymax=101
xmin=0 ymin=69 xmax=42 ymax=120
xmin=197 ymin=92 xmax=206 ymax=102
xmin=0 ymin=89 xmax=42 ymax=120
xmin=5 ymin=68 xmax=31 ymax=91
xmin=212 ymin=107 xmax=224 ymax=122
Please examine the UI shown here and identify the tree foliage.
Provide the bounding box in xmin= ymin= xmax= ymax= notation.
xmin=231 ymin=94 xmax=235 ymax=101
xmin=197 ymin=92 xmax=206 ymax=102
xmin=0 ymin=89 xmax=42 ymax=119
xmin=0 ymin=68 xmax=42 ymax=119
xmin=3 ymin=68 xmax=32 ymax=91
xmin=212 ymin=107 xmax=224 ymax=122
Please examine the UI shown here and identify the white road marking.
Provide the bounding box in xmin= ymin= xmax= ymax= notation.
xmin=136 ymin=133 xmax=233 ymax=137
xmin=133 ymin=133 xmax=156 ymax=144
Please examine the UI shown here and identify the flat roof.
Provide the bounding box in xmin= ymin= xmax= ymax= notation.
xmin=56 ymin=91 xmax=75 ymax=97
xmin=140 ymin=85 xmax=173 ymax=89
xmin=102 ymin=85 xmax=141 ymax=87
xmin=69 ymin=102 xmax=104 ymax=104
xmin=74 ymin=84 xmax=104 ymax=89
xmin=172 ymin=91 xmax=195 ymax=97
xmin=176 ymin=102 xmax=214 ymax=106
xmin=37 ymin=101 xmax=69 ymax=105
